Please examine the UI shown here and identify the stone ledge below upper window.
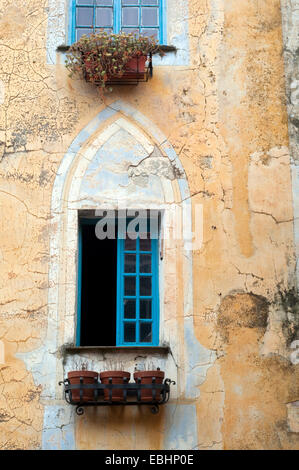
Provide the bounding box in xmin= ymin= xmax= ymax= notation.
xmin=64 ymin=346 xmax=170 ymax=354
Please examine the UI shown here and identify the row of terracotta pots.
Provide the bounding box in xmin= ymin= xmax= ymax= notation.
xmin=68 ymin=370 xmax=165 ymax=402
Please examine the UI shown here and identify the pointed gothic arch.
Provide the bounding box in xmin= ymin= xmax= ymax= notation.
xmin=18 ymin=101 xmax=215 ymax=417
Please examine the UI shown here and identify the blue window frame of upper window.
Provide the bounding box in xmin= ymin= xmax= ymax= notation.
xmin=116 ymin=235 xmax=159 ymax=346
xmin=69 ymin=0 xmax=166 ymax=43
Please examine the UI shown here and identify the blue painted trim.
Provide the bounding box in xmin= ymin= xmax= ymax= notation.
xmin=116 ymin=236 xmax=159 ymax=346
xmin=116 ymin=237 xmax=123 ymax=345
xmin=136 ymin=237 xmax=140 ymax=343
xmin=69 ymin=0 xmax=166 ymax=44
xmin=160 ymin=0 xmax=167 ymax=44
xmin=115 ymin=0 xmax=121 ymax=33
xmin=152 ymin=237 xmax=160 ymax=345
xmin=68 ymin=0 xmax=76 ymax=44
xmin=76 ymin=221 xmax=83 ymax=346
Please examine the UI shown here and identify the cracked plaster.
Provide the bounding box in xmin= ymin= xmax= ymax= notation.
xmin=0 ymin=0 xmax=297 ymax=451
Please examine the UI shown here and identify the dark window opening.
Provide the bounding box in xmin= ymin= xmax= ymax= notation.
xmin=80 ymin=222 xmax=117 ymax=346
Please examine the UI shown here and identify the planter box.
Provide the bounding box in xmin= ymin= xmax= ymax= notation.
xmin=121 ymin=55 xmax=147 ymax=79
xmin=60 ymin=371 xmax=175 ymax=414
xmin=84 ymin=54 xmax=148 ymax=85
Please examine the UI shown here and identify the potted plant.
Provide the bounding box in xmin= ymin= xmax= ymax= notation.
xmin=65 ymin=31 xmax=162 ymax=89
xmin=67 ymin=364 xmax=98 ymax=403
xmin=134 ymin=367 xmax=165 ymax=402
xmin=100 ymin=370 xmax=131 ymax=401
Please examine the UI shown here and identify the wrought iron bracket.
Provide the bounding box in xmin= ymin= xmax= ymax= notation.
xmin=59 ymin=377 xmax=175 ymax=415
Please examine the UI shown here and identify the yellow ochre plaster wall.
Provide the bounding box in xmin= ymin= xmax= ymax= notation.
xmin=0 ymin=0 xmax=298 ymax=450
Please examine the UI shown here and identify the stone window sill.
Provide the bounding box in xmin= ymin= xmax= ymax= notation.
xmin=64 ymin=346 xmax=170 ymax=355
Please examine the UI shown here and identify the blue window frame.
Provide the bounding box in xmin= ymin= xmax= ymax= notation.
xmin=116 ymin=236 xmax=159 ymax=346
xmin=69 ymin=0 xmax=166 ymax=43
xmin=76 ymin=217 xmax=160 ymax=347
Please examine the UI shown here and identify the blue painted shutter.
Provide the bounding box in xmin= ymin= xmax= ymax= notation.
xmin=116 ymin=235 xmax=159 ymax=346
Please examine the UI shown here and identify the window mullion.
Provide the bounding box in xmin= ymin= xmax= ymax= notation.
xmin=152 ymin=238 xmax=159 ymax=345
xmin=139 ymin=1 xmax=141 ymax=36
xmin=160 ymin=0 xmax=165 ymax=44
xmin=114 ymin=0 xmax=121 ymax=33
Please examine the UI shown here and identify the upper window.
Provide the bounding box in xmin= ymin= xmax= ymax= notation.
xmin=70 ymin=0 xmax=165 ymax=43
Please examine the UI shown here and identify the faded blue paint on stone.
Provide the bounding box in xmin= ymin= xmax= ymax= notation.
xmin=82 ymin=169 xmax=129 ymax=195
xmin=178 ymin=179 xmax=190 ymax=201
xmin=80 ymin=128 xmax=165 ymax=204
xmin=164 ymin=404 xmax=198 ymax=450
xmin=110 ymin=101 xmax=167 ymax=145
xmin=42 ymin=406 xmax=75 ymax=450
xmin=83 ymin=107 xmax=117 ymax=136
xmin=162 ymin=142 xmax=178 ymax=162
xmin=70 ymin=108 xmax=117 ymax=154
xmin=87 ymin=129 xmax=148 ymax=170
xmin=109 ymin=100 xmax=135 ymax=116
xmin=184 ymin=317 xmax=216 ymax=399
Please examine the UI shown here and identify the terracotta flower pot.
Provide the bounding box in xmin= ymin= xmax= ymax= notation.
xmin=134 ymin=370 xmax=165 ymax=402
xmin=67 ymin=370 xmax=98 ymax=403
xmin=100 ymin=371 xmax=131 ymax=402
xmin=124 ymin=55 xmax=147 ymax=73
xmin=83 ymin=54 xmax=147 ymax=83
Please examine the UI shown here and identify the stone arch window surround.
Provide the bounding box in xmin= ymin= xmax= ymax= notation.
xmin=46 ymin=0 xmax=190 ymax=65
xmin=17 ymin=101 xmax=216 ymax=424
xmin=54 ymin=102 xmax=188 ymax=350
xmin=51 ymin=100 xmax=214 ymax=394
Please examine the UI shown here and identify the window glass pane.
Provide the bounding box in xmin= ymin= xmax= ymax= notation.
xmin=140 ymin=276 xmax=151 ymax=296
xmin=124 ymin=322 xmax=136 ymax=342
xmin=96 ymin=7 xmax=113 ymax=27
xmin=140 ymin=299 xmax=151 ymax=319
xmin=77 ymin=7 xmax=94 ymax=26
xmin=125 ymin=238 xmax=136 ymax=251
xmin=124 ymin=276 xmax=136 ymax=296
xmin=122 ymin=7 xmax=139 ymax=26
xmin=76 ymin=28 xmax=93 ymax=40
xmin=125 ymin=254 xmax=136 ymax=273
xmin=140 ymin=238 xmax=151 ymax=251
xmin=141 ymin=7 xmax=158 ymax=26
xmin=140 ymin=254 xmax=151 ymax=273
xmin=77 ymin=0 xmax=93 ymax=5
xmin=141 ymin=0 xmax=158 ymax=4
xmin=96 ymin=0 xmax=113 ymax=5
xmin=140 ymin=322 xmax=152 ymax=343
xmin=124 ymin=299 xmax=136 ymax=319
xmin=95 ymin=28 xmax=113 ymax=34
xmin=122 ymin=0 xmax=139 ymax=4
xmin=121 ymin=28 xmax=139 ymax=36
xmin=140 ymin=28 xmax=158 ymax=39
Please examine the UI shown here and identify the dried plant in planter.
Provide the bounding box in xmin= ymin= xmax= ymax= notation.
xmin=65 ymin=31 xmax=163 ymax=90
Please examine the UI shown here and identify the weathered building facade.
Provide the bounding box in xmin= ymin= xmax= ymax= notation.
xmin=0 ymin=0 xmax=298 ymax=450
